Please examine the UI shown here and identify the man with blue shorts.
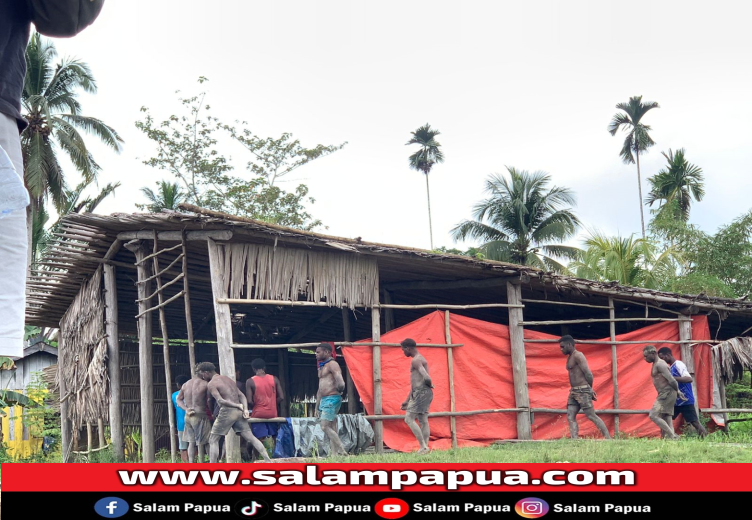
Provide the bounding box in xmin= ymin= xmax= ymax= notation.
xmin=315 ymin=343 xmax=347 ymax=456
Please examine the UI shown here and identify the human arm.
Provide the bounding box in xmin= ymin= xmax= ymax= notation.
xmin=674 ymin=361 xmax=693 ymax=383
xmin=274 ymin=376 xmax=285 ymax=408
xmin=332 ymin=363 xmax=346 ymax=394
xmin=238 ymin=389 xmax=250 ymax=419
xmin=209 ymin=383 xmax=243 ymax=411
xmin=246 ymin=378 xmax=255 ymax=408
xmin=658 ymin=362 xmax=680 ymax=391
xmin=176 ymin=386 xmax=189 ymax=413
xmin=418 ymin=359 xmax=433 ymax=388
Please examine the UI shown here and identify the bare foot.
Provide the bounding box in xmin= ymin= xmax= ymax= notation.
xmin=417 ymin=447 xmax=431 ymax=455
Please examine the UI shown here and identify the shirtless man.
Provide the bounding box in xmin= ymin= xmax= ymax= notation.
xmin=315 ymin=343 xmax=348 ymax=457
xmin=643 ymin=345 xmax=680 ymax=440
xmin=176 ymin=367 xmax=211 ymax=462
xmin=400 ymin=338 xmax=434 ymax=454
xmin=196 ymin=361 xmax=271 ymax=463
xmin=560 ymin=335 xmax=611 ymax=439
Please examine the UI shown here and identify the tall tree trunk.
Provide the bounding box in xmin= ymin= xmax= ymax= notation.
xmin=26 ymin=199 xmax=35 ymax=274
xmin=635 ymin=151 xmax=646 ymax=240
xmin=425 ymin=173 xmax=434 ymax=250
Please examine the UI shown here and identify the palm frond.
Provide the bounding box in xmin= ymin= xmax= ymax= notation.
xmin=60 ymin=114 xmax=124 ymax=152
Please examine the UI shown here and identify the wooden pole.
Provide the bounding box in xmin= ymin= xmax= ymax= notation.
xmin=609 ymin=298 xmax=620 ymax=436
xmin=126 ymin=241 xmax=155 ymax=462
xmin=342 ymin=309 xmax=360 ymax=414
xmin=372 ymin=269 xmax=383 ymax=453
xmin=383 ymin=291 xmax=396 ymax=332
xmin=87 ymin=422 xmax=93 ymax=456
xmin=277 ymin=348 xmax=290 ymax=417
xmin=678 ymin=316 xmax=700 ymax=421
xmin=153 ymin=233 xmax=178 ymax=464
xmin=98 ymin=418 xmax=106 ymax=449
xmin=59 ymin=356 xmax=72 ymax=462
xmin=103 ymin=263 xmax=124 ymax=461
xmin=506 ymin=281 xmax=532 ymax=440
xmin=445 ymin=311 xmax=458 ymax=449
xmin=207 ymin=238 xmax=240 ymax=462
xmin=181 ymin=231 xmax=197 ymax=372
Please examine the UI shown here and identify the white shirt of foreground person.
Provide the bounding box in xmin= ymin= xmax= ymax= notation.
xmin=0 ymin=111 xmax=29 ymax=357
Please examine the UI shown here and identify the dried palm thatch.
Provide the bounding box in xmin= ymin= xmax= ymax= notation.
xmin=221 ymin=243 xmax=378 ymax=309
xmin=712 ymin=337 xmax=752 ymax=384
xmin=59 ymin=267 xmax=109 ymax=430
xmin=42 ymin=364 xmax=61 ymax=413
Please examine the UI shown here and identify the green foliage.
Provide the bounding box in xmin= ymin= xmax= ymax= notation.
xmin=136 ymin=78 xmax=345 ymax=230
xmin=432 ymin=246 xmax=485 ymax=259
xmin=136 ymin=180 xmax=186 ymax=212
xmin=646 ymin=148 xmax=705 ymax=222
xmin=406 ymin=124 xmax=444 ymax=176
xmin=451 ymin=167 xmax=580 ymax=271
xmin=607 ymin=95 xmax=659 ymax=164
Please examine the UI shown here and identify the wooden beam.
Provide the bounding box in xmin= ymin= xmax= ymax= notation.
xmin=521 ymin=317 xmax=680 ymax=326
xmin=232 ymin=341 xmax=463 ymax=349
xmin=383 ymin=276 xmax=512 ymax=292
xmin=277 ymin=348 xmax=290 ymax=417
xmin=609 ymin=297 xmax=619 ymax=437
xmin=125 ymin=241 xmax=155 ymax=462
xmin=103 ymin=263 xmax=124 ymax=461
xmin=342 ymin=309 xmax=359 ymax=414
xmin=182 ymin=231 xmax=197 ymax=372
xmin=153 ymin=233 xmax=178 ymax=463
xmin=445 ymin=311 xmax=457 ymax=449
xmin=118 ymin=230 xmax=233 ymax=241
xmin=372 ymin=270 xmax=383 ymax=453
xmin=522 ymin=298 xmax=611 ymax=310
xmin=507 ymin=281 xmax=531 ymax=440
xmin=207 ymin=239 xmax=240 ymax=462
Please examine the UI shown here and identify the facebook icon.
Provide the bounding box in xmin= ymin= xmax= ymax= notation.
xmin=94 ymin=497 xmax=129 ymax=518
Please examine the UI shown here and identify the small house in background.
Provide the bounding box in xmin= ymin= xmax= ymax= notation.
xmin=0 ymin=339 xmax=58 ymax=458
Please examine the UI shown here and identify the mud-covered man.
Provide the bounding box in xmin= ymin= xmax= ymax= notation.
xmin=560 ymin=335 xmax=611 ymax=439
xmin=400 ymin=338 xmax=434 ymax=454
xmin=643 ymin=345 xmax=680 ymax=440
xmin=315 ymin=343 xmax=348 ymax=457
xmin=177 ymin=367 xmax=212 ymax=462
xmin=196 ymin=362 xmax=271 ymax=462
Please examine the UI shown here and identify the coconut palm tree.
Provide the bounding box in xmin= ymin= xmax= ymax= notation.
xmin=608 ymin=96 xmax=659 ymax=240
xmin=407 ymin=124 xmax=444 ymax=250
xmin=570 ymin=232 xmax=677 ymax=289
xmin=137 ymin=180 xmax=186 ymax=212
xmin=451 ymin=167 xmax=581 ymax=271
xmin=22 ymin=32 xmax=123 ymax=266
xmin=646 ymin=148 xmax=705 ymax=222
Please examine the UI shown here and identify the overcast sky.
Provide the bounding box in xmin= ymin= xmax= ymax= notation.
xmin=49 ymin=0 xmax=752 ymax=252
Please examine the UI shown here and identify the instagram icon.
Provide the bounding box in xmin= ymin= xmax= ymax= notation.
xmin=515 ymin=498 xmax=550 ymax=518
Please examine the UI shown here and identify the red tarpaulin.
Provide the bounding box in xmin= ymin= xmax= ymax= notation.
xmin=341 ymin=311 xmax=713 ymax=452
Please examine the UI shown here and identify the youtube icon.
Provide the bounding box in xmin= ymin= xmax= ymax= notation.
xmin=375 ymin=498 xmax=410 ymax=519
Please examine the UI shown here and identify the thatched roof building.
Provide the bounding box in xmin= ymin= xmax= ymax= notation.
xmin=26 ymin=204 xmax=752 ymax=461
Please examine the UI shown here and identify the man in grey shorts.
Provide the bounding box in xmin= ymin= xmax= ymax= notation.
xmin=196 ymin=362 xmax=271 ymax=463
xmin=400 ymin=338 xmax=434 ymax=454
xmin=177 ymin=369 xmax=211 ymax=462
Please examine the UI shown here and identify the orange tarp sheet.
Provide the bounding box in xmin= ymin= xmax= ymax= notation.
xmin=341 ymin=311 xmax=713 ymax=452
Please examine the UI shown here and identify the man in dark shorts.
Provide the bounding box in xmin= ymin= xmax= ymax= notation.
xmin=315 ymin=343 xmax=348 ymax=457
xmin=196 ymin=362 xmax=271 ymax=463
xmin=400 ymin=338 xmax=434 ymax=454
xmin=657 ymin=347 xmax=707 ymax=437
xmin=560 ymin=335 xmax=611 ymax=439
xmin=643 ymin=345 xmax=680 ymax=439
xmin=247 ymin=358 xmax=285 ymax=459
xmin=177 ymin=368 xmax=212 ymax=462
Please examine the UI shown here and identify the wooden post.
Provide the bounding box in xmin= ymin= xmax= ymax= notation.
xmin=383 ymin=290 xmax=396 ymax=332
xmin=153 ymin=233 xmax=178 ymax=463
xmin=678 ymin=316 xmax=700 ymax=420
xmin=372 ymin=276 xmax=383 ymax=452
xmin=445 ymin=311 xmax=458 ymax=449
xmin=277 ymin=348 xmax=290 ymax=417
xmin=342 ymin=308 xmax=360 ymax=414
xmin=103 ymin=263 xmax=124 ymax=461
xmin=181 ymin=231 xmax=197 ymax=372
xmin=506 ymin=281 xmax=531 ymax=440
xmin=87 ymin=422 xmax=93 ymax=456
xmin=609 ymin=297 xmax=620 ymax=436
xmin=207 ymin=238 xmax=240 ymax=462
xmin=98 ymin=418 xmax=106 ymax=449
xmin=59 ymin=345 xmax=72 ymax=462
xmin=126 ymin=241 xmax=155 ymax=463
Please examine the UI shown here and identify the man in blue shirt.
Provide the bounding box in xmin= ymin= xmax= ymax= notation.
xmin=657 ymin=347 xmax=708 ymax=437
xmin=172 ymin=375 xmax=191 ymax=462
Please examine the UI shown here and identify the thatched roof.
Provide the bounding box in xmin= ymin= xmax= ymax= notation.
xmin=26 ymin=204 xmax=752 ymax=342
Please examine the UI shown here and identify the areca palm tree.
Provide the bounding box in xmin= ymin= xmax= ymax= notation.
xmin=137 ymin=180 xmax=186 ymax=212
xmin=646 ymin=148 xmax=704 ymax=222
xmin=407 ymin=124 xmax=444 ymax=250
xmin=451 ymin=168 xmax=581 ymax=271
xmin=608 ymin=96 xmax=659 ymax=240
xmin=22 ymin=32 xmax=123 ymax=265
xmin=570 ymin=232 xmax=677 ymax=289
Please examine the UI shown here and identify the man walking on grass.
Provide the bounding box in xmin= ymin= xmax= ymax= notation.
xmin=177 ymin=368 xmax=211 ymax=462
xmin=657 ymin=347 xmax=707 ymax=437
xmin=315 ymin=343 xmax=348 ymax=457
xmin=643 ymin=345 xmax=680 ymax=440
xmin=400 ymin=338 xmax=434 ymax=454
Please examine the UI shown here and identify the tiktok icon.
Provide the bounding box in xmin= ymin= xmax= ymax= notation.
xmin=234 ymin=498 xmax=270 ymax=518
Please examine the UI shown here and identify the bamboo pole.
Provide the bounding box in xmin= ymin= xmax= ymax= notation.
xmin=207 ymin=239 xmax=240 ymax=462
xmin=445 ymin=311 xmax=457 ymax=449
xmin=87 ymin=422 xmax=93 ymax=456
xmin=372 ymin=271 xmax=383 ymax=453
xmin=153 ymin=233 xmax=178 ymax=464
xmin=136 ymin=242 xmax=183 ymax=265
xmin=216 ymin=299 xmax=524 ymax=310
xmin=521 ymin=299 xmax=611 ymax=310
xmin=609 ymin=298 xmax=619 ymax=436
xmin=342 ymin=308 xmax=359 ymax=414
xmin=126 ymin=241 xmax=155 ymax=462
xmin=232 ymin=341 xmax=464 ymax=349
xmin=506 ymin=281 xmax=531 ymax=440
xmin=522 ymin=339 xmax=721 ymax=345
xmin=134 ymin=290 xmax=186 ymax=318
xmin=98 ymin=418 xmax=106 ymax=449
xmin=103 ymin=263 xmax=124 ymax=461
xmin=60 ymin=357 xmax=72 ymax=462
xmin=521 ymin=317 xmax=680 ymax=326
